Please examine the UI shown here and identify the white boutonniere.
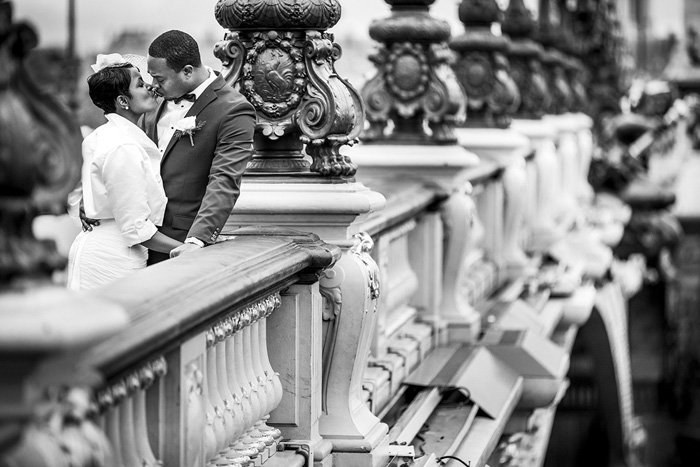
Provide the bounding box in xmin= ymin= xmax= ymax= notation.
xmin=174 ymin=117 xmax=205 ymax=147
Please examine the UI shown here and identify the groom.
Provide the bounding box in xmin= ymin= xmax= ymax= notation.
xmin=144 ymin=30 xmax=256 ymax=264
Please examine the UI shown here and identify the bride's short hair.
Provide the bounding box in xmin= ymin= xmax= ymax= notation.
xmin=87 ymin=63 xmax=133 ymax=115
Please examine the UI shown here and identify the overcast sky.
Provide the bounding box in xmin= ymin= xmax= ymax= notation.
xmin=14 ymin=0 xmax=684 ymax=58
xmin=14 ymin=0 xmax=468 ymax=54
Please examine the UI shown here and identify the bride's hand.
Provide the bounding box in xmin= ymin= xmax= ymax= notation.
xmin=79 ymin=202 xmax=100 ymax=231
xmin=169 ymin=243 xmax=201 ymax=259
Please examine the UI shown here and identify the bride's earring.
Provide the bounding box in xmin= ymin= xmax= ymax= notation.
xmin=119 ymin=97 xmax=129 ymax=110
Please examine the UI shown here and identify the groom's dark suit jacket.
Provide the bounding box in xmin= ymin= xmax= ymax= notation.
xmin=143 ymin=74 xmax=256 ymax=264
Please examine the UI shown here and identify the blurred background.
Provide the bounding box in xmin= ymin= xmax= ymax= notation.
xmin=14 ymin=0 xmax=687 ymax=128
xmin=12 ymin=0 xmax=694 ymax=259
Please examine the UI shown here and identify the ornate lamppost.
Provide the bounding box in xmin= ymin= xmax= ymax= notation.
xmin=503 ymin=0 xmax=550 ymax=120
xmin=361 ymin=0 xmax=466 ymax=144
xmin=450 ymin=0 xmax=520 ymax=129
xmin=214 ymin=0 xmax=363 ymax=177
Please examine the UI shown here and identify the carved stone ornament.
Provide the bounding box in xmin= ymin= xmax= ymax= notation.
xmin=319 ymin=265 xmax=344 ymax=413
xmin=214 ymin=0 xmax=364 ymax=177
xmin=350 ymin=232 xmax=381 ymax=301
xmin=450 ymin=0 xmax=520 ymax=128
xmin=361 ymin=0 xmax=466 ymax=144
xmin=0 ymin=0 xmax=82 ymax=285
xmin=502 ymin=0 xmax=550 ymax=119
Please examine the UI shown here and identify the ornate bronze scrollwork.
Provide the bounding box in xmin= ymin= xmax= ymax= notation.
xmin=451 ymin=0 xmax=520 ymax=128
xmin=214 ymin=0 xmax=363 ymax=177
xmin=361 ymin=0 xmax=466 ymax=143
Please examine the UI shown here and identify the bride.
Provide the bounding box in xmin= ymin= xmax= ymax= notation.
xmin=66 ymin=54 xmax=182 ymax=291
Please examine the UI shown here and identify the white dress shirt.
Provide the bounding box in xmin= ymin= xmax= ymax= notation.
xmin=156 ymin=67 xmax=217 ymax=152
xmin=80 ymin=113 xmax=167 ymax=246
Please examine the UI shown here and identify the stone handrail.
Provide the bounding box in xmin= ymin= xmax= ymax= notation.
xmin=79 ymin=227 xmax=340 ymax=375
xmin=2 ymin=228 xmax=340 ymax=467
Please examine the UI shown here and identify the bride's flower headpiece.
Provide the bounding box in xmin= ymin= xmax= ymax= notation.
xmin=90 ymin=53 xmax=126 ymax=72
xmin=90 ymin=53 xmax=153 ymax=84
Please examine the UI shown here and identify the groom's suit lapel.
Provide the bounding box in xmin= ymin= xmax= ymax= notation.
xmin=160 ymin=79 xmax=221 ymax=166
xmin=150 ymin=100 xmax=167 ymax=143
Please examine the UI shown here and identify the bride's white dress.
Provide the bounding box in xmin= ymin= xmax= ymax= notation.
xmin=66 ymin=113 xmax=166 ymax=292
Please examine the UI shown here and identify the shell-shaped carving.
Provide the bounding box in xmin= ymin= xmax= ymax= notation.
xmin=215 ymin=0 xmax=341 ymax=30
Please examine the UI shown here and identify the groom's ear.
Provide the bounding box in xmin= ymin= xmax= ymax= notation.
xmin=182 ymin=65 xmax=194 ymax=78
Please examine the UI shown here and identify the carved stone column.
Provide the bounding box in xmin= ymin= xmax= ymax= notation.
xmin=451 ymin=0 xmax=531 ymax=278
xmin=352 ymin=0 xmax=483 ymax=343
xmin=0 ymin=3 xmax=128 ymax=465
xmin=214 ymin=3 xmax=388 ymax=467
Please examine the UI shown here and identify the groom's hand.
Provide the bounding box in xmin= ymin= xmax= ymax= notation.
xmin=79 ymin=203 xmax=100 ymax=231
xmin=169 ymin=243 xmax=202 ymax=259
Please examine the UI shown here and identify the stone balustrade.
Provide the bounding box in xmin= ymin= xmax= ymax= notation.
xmin=1 ymin=0 xmax=648 ymax=467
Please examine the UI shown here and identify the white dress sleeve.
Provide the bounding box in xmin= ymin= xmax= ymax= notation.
xmin=66 ymin=180 xmax=82 ymax=218
xmin=102 ymin=144 xmax=158 ymax=247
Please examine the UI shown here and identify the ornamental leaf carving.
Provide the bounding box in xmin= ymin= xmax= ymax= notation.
xmin=215 ymin=0 xmax=341 ymax=31
xmin=319 ymin=266 xmax=344 ymax=413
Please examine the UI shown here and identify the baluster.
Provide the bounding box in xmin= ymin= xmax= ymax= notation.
xmin=240 ymin=309 xmax=275 ymax=453
xmin=134 ymin=360 xmax=164 ymax=467
xmin=203 ymin=332 xmax=226 ymax=463
xmin=502 ymin=155 xmax=529 ymax=275
xmin=248 ymin=304 xmax=277 ymax=445
xmin=120 ymin=375 xmax=143 ymax=467
xmin=226 ymin=315 xmax=265 ymax=460
xmin=205 ymin=331 xmax=234 ymax=464
xmin=99 ymin=387 xmax=125 ymax=467
xmin=249 ymin=305 xmax=270 ymax=412
xmin=214 ymin=322 xmax=253 ymax=465
xmin=105 ymin=383 xmax=128 ymax=467
xmin=258 ymin=296 xmax=283 ymax=439
xmin=534 ymin=139 xmax=561 ymax=242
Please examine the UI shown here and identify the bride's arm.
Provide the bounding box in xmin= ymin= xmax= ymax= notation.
xmin=103 ymin=144 xmax=182 ymax=254
xmin=140 ymin=231 xmax=182 ymax=254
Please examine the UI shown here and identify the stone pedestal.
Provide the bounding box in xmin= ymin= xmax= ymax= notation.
xmin=350 ymin=143 xmax=484 ymax=343
xmin=544 ymin=114 xmax=584 ymax=226
xmin=225 ymin=179 xmax=390 ymax=467
xmin=511 ymin=119 xmax=564 ymax=252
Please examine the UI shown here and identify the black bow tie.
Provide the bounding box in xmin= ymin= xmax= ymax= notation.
xmin=173 ymin=93 xmax=196 ymax=104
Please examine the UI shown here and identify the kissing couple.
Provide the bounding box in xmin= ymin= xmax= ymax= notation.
xmin=67 ymin=30 xmax=256 ymax=292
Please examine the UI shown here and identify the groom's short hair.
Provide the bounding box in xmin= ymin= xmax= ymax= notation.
xmin=149 ymin=30 xmax=202 ymax=71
